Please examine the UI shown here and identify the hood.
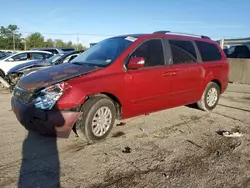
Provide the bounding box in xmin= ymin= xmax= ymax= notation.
xmin=8 ymin=60 xmax=47 ymax=74
xmin=17 ymin=63 xmax=101 ymax=92
xmin=21 ymin=65 xmax=52 ymax=75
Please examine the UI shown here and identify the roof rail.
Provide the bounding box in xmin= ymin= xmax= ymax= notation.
xmin=153 ymin=31 xmax=210 ymax=39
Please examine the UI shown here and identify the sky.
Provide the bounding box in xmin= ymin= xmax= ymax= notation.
xmin=0 ymin=0 xmax=249 ymax=47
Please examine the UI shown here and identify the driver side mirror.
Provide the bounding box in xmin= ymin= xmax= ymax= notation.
xmin=127 ymin=57 xmax=145 ymax=69
xmin=7 ymin=58 xmax=14 ymax=62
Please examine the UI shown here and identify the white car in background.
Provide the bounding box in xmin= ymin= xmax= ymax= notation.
xmin=0 ymin=50 xmax=53 ymax=78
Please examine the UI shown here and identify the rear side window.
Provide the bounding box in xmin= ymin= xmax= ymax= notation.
xmin=31 ymin=53 xmax=45 ymax=60
xmin=196 ymin=41 xmax=222 ymax=62
xmin=169 ymin=40 xmax=197 ymax=64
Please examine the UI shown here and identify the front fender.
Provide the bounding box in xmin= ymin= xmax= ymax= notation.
xmin=56 ymin=86 xmax=88 ymax=109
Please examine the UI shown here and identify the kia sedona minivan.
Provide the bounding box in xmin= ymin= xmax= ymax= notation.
xmin=11 ymin=31 xmax=229 ymax=143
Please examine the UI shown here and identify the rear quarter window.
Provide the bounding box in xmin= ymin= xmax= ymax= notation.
xmin=196 ymin=41 xmax=222 ymax=62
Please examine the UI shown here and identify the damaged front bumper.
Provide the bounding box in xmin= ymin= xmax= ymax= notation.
xmin=11 ymin=97 xmax=81 ymax=138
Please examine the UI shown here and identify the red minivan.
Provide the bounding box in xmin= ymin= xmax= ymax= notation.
xmin=11 ymin=31 xmax=229 ymax=143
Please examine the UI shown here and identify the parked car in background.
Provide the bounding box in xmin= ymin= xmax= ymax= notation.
xmin=11 ymin=31 xmax=229 ymax=143
xmin=0 ymin=50 xmax=53 ymax=78
xmin=32 ymin=47 xmax=75 ymax=55
xmin=7 ymin=50 xmax=84 ymax=88
xmin=0 ymin=51 xmax=8 ymax=58
xmin=227 ymin=43 xmax=250 ymax=58
xmin=223 ymin=48 xmax=229 ymax=56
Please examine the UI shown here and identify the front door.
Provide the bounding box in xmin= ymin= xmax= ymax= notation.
xmin=125 ymin=39 xmax=172 ymax=117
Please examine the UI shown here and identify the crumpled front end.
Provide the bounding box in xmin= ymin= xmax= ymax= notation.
xmin=11 ymin=83 xmax=81 ymax=138
xmin=11 ymin=96 xmax=81 ymax=138
xmin=7 ymin=73 xmax=23 ymax=90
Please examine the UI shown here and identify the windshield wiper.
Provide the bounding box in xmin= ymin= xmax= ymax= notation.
xmin=72 ymin=62 xmax=105 ymax=68
xmin=71 ymin=62 xmax=85 ymax=66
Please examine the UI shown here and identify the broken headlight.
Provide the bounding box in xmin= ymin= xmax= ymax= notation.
xmin=34 ymin=82 xmax=71 ymax=110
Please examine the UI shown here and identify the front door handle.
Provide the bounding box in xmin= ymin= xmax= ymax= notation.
xmin=171 ymin=72 xmax=176 ymax=75
xmin=162 ymin=71 xmax=177 ymax=76
xmin=162 ymin=72 xmax=173 ymax=76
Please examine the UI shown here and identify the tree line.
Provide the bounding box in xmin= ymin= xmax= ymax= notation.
xmin=0 ymin=25 xmax=87 ymax=51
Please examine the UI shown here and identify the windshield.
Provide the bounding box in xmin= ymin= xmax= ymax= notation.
xmin=228 ymin=46 xmax=235 ymax=54
xmin=0 ymin=53 xmax=12 ymax=60
xmin=47 ymin=54 xmax=64 ymax=64
xmin=71 ymin=37 xmax=134 ymax=66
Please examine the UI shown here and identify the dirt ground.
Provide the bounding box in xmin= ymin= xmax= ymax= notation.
xmin=0 ymin=83 xmax=250 ymax=188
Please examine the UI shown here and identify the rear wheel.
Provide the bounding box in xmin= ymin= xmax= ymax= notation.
xmin=197 ymin=82 xmax=220 ymax=111
xmin=75 ymin=96 xmax=116 ymax=143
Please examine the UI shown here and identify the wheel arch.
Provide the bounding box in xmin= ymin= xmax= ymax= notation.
xmin=198 ymin=77 xmax=222 ymax=101
xmin=211 ymin=79 xmax=222 ymax=93
xmin=87 ymin=92 xmax=122 ymax=120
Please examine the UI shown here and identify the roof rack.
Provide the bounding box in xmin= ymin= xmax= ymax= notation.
xmin=153 ymin=31 xmax=210 ymax=39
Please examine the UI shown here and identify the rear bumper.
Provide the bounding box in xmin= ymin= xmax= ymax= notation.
xmin=11 ymin=97 xmax=81 ymax=138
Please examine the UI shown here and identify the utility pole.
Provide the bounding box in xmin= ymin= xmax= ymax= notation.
xmin=220 ymin=37 xmax=225 ymax=49
xmin=24 ymin=39 xmax=26 ymax=51
xmin=76 ymin=33 xmax=79 ymax=50
xmin=13 ymin=32 xmax=15 ymax=51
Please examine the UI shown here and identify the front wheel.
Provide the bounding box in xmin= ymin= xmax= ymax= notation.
xmin=197 ymin=82 xmax=220 ymax=111
xmin=75 ymin=96 xmax=116 ymax=143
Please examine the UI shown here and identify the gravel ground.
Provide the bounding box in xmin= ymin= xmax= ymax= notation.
xmin=0 ymin=84 xmax=250 ymax=188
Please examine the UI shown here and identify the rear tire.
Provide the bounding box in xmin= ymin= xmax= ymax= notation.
xmin=197 ymin=82 xmax=220 ymax=111
xmin=75 ymin=96 xmax=116 ymax=144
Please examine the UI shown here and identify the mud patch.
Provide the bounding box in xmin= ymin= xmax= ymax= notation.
xmin=116 ymin=122 xmax=126 ymax=126
xmin=207 ymin=119 xmax=215 ymax=124
xmin=112 ymin=132 xmax=125 ymax=138
xmin=203 ymin=135 xmax=241 ymax=157
xmin=134 ymin=133 xmax=148 ymax=139
xmin=63 ymin=141 xmax=87 ymax=153
xmin=167 ymin=154 xmax=209 ymax=177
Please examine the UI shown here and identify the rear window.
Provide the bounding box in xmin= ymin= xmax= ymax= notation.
xmin=44 ymin=49 xmax=58 ymax=54
xmin=61 ymin=48 xmax=75 ymax=52
xmin=196 ymin=41 xmax=222 ymax=62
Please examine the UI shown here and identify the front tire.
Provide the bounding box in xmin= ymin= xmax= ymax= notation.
xmin=197 ymin=82 xmax=220 ymax=111
xmin=75 ymin=96 xmax=116 ymax=143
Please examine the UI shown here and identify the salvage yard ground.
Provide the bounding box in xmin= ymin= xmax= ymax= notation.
xmin=0 ymin=84 xmax=250 ymax=188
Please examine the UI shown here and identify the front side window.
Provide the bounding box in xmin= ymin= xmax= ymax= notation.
xmin=12 ymin=53 xmax=29 ymax=61
xmin=47 ymin=54 xmax=64 ymax=64
xmin=196 ymin=41 xmax=222 ymax=62
xmin=169 ymin=40 xmax=197 ymax=64
xmin=130 ymin=39 xmax=165 ymax=67
xmin=63 ymin=54 xmax=78 ymax=63
xmin=71 ymin=37 xmax=134 ymax=67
